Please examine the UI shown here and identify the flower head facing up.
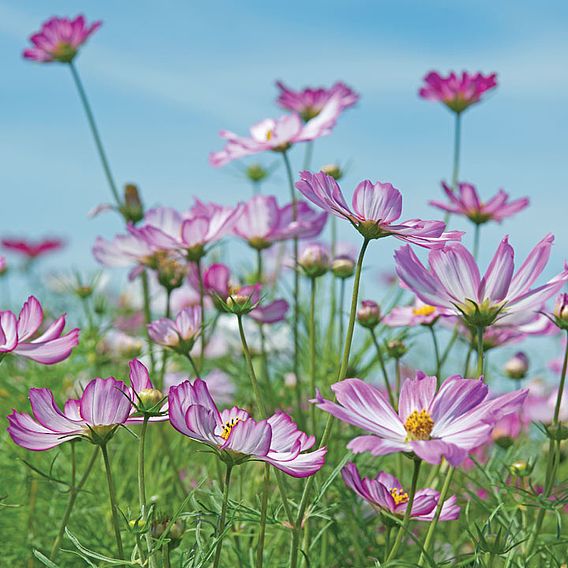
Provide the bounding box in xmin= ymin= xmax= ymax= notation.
xmin=148 ymin=307 xmax=201 ymax=355
xmin=342 ymin=463 xmax=460 ymax=521
xmin=313 ymin=372 xmax=527 ymax=466
xmin=419 ymin=71 xmax=497 ymax=113
xmin=395 ymin=235 xmax=568 ymax=329
xmin=169 ymin=379 xmax=326 ymax=477
xmin=275 ymin=80 xmax=359 ymax=121
xmin=296 ymin=171 xmax=462 ymax=248
xmin=209 ymin=104 xmax=340 ymax=167
xmin=23 ymin=15 xmax=102 ymax=63
xmin=430 ymin=182 xmax=529 ymax=225
xmin=7 ymin=377 xmax=132 ymax=450
xmin=2 ymin=237 xmax=65 ymax=260
xmin=0 ymin=296 xmax=79 ymax=364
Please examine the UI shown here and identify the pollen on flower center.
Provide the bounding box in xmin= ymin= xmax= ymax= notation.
xmin=266 ymin=130 xmax=273 ymax=141
xmin=404 ymin=409 xmax=434 ymax=441
xmin=412 ymin=305 xmax=436 ymax=317
xmin=220 ymin=417 xmax=240 ymax=440
xmin=390 ymin=487 xmax=409 ymax=506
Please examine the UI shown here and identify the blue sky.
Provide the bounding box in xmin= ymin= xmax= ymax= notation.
xmin=2 ymin=0 xmax=568 ymax=287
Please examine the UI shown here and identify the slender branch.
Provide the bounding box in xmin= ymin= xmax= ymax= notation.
xmin=100 ymin=444 xmax=124 ymax=559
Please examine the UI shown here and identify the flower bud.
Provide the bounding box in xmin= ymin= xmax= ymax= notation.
xmin=508 ymin=459 xmax=533 ymax=478
xmin=246 ymin=163 xmax=270 ymax=183
xmin=137 ymin=388 xmax=164 ymax=410
xmin=222 ymin=285 xmax=261 ymax=316
xmin=120 ymin=183 xmax=145 ymax=224
xmin=320 ymin=163 xmax=343 ymax=180
xmin=357 ymin=300 xmax=381 ymax=329
xmin=553 ymin=293 xmax=568 ymax=328
xmin=386 ymin=339 xmax=407 ymax=359
xmin=151 ymin=515 xmax=185 ymax=547
xmin=503 ymin=352 xmax=529 ymax=380
xmin=298 ymin=244 xmax=330 ymax=278
xmin=331 ymin=255 xmax=355 ymax=279
xmin=157 ymin=256 xmax=187 ymax=291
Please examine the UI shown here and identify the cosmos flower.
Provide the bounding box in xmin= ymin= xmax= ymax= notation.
xmin=275 ymin=80 xmax=359 ymax=121
xmin=313 ymin=372 xmax=527 ymax=466
xmin=342 ymin=463 xmax=460 ymax=521
xmin=383 ymin=299 xmax=450 ymax=327
xmin=394 ymin=235 xmax=568 ymax=328
xmin=233 ymin=195 xmax=327 ymax=249
xmin=7 ymin=377 xmax=131 ymax=451
xmin=0 ymin=296 xmax=79 ymax=365
xmin=169 ymin=378 xmax=326 ymax=477
xmin=148 ymin=307 xmax=202 ymax=355
xmin=209 ymin=104 xmax=340 ymax=167
xmin=2 ymin=237 xmax=64 ymax=260
xmin=295 ymin=171 xmax=462 ymax=248
xmin=419 ymin=71 xmax=497 ymax=113
xmin=23 ymin=15 xmax=101 ymax=63
xmin=430 ymin=182 xmax=529 ymax=225
xmin=164 ymin=369 xmax=235 ymax=406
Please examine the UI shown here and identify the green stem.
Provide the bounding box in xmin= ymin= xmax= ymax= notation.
xmin=451 ymin=112 xmax=462 ymax=191
xmin=186 ymin=353 xmax=200 ymax=377
xmin=473 ymin=223 xmax=481 ymax=261
xmin=428 ymin=325 xmax=441 ymax=380
xmin=476 ymin=326 xmax=485 ymax=377
xmin=69 ymin=62 xmax=121 ymax=207
xmin=100 ymin=443 xmax=124 ymax=559
xmin=255 ymin=464 xmax=271 ymax=568
xmin=160 ymin=288 xmax=172 ymax=387
xmin=395 ymin=358 xmax=402 ymax=402
xmin=50 ymin=446 xmax=98 ymax=560
xmin=387 ymin=459 xmax=422 ymax=561
xmin=196 ymin=259 xmax=206 ymax=372
xmin=370 ymin=329 xmax=395 ymax=407
xmin=138 ymin=416 xmax=154 ymax=564
xmin=141 ymin=270 xmax=157 ymax=374
xmin=309 ymin=277 xmax=317 ymax=432
xmin=439 ymin=326 xmax=459 ymax=372
xmin=338 ymin=277 xmax=346 ymax=350
xmin=418 ymin=466 xmax=455 ymax=566
xmin=212 ymin=464 xmax=233 ymax=568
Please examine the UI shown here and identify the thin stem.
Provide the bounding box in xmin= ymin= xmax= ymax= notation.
xmin=255 ymin=464 xmax=271 ymax=568
xmin=439 ymin=326 xmax=459 ymax=371
xmin=212 ymin=464 xmax=233 ymax=568
xmin=476 ymin=326 xmax=485 ymax=377
xmin=473 ymin=223 xmax=481 ymax=261
xmin=141 ymin=271 xmax=157 ymax=374
xmin=418 ymin=466 xmax=455 ymax=566
xmin=303 ymin=140 xmax=314 ymax=170
xmin=100 ymin=443 xmax=124 ymax=559
xmin=69 ymin=62 xmax=121 ymax=207
xmin=196 ymin=260 xmax=206 ymax=371
xmin=138 ymin=416 xmax=154 ymax=564
xmin=160 ymin=288 xmax=172 ymax=386
xmin=428 ymin=325 xmax=441 ymax=381
xmin=451 ymin=112 xmax=462 ymax=192
xmin=186 ymin=353 xmax=200 ymax=377
xmin=395 ymin=358 xmax=402 ymax=401
xmin=338 ymin=277 xmax=346 ymax=349
xmin=387 ymin=459 xmax=422 ymax=561
xmin=50 ymin=447 xmax=98 ymax=560
xmin=309 ymin=277 xmax=317 ymax=432
xmin=370 ymin=329 xmax=395 ymax=407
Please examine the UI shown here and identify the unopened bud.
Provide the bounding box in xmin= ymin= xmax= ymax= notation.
xmin=508 ymin=459 xmax=533 ymax=478
xmin=554 ymin=293 xmax=568 ymax=329
xmin=386 ymin=339 xmax=407 ymax=359
xmin=331 ymin=255 xmax=355 ymax=279
xmin=246 ymin=163 xmax=269 ymax=183
xmin=157 ymin=256 xmax=187 ymax=291
xmin=298 ymin=244 xmax=330 ymax=278
xmin=503 ymin=352 xmax=529 ymax=380
xmin=121 ymin=183 xmax=145 ymax=224
xmin=357 ymin=300 xmax=381 ymax=329
xmin=320 ymin=163 xmax=343 ymax=180
xmin=138 ymin=388 xmax=164 ymax=410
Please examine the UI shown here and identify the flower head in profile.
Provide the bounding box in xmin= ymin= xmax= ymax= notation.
xmin=342 ymin=463 xmax=460 ymax=521
xmin=430 ymin=182 xmax=529 ymax=225
xmin=419 ymin=71 xmax=497 ymax=113
xmin=296 ymin=171 xmax=462 ymax=247
xmin=2 ymin=237 xmax=64 ymax=260
xmin=209 ymin=103 xmax=340 ymax=167
xmin=148 ymin=307 xmax=201 ymax=355
xmin=0 ymin=296 xmax=79 ymax=364
xmin=395 ymin=235 xmax=568 ymax=328
xmin=383 ymin=298 xmax=450 ymax=328
xmin=313 ymin=372 xmax=527 ymax=466
xmin=23 ymin=15 xmax=101 ymax=64
xmin=169 ymin=378 xmax=326 ymax=477
xmin=275 ymin=80 xmax=359 ymax=121
xmin=7 ymin=377 xmax=131 ymax=450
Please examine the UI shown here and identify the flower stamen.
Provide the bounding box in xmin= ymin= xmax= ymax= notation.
xmin=220 ymin=417 xmax=240 ymax=440
xmin=405 ymin=409 xmax=434 ymax=441
xmin=412 ymin=305 xmax=436 ymax=317
xmin=390 ymin=487 xmax=409 ymax=506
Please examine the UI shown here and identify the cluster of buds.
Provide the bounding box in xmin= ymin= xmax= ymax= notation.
xmin=503 ymin=352 xmax=529 ymax=380
xmin=298 ymin=244 xmax=330 ymax=278
xmin=357 ymin=300 xmax=381 ymax=329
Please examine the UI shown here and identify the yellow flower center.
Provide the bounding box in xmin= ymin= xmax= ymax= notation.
xmin=404 ymin=410 xmax=434 ymax=441
xmin=390 ymin=487 xmax=409 ymax=506
xmin=266 ymin=130 xmax=273 ymax=141
xmin=412 ymin=305 xmax=436 ymax=317
xmin=220 ymin=417 xmax=240 ymax=440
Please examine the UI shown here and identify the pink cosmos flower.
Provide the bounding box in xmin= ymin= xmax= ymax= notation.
xmin=169 ymin=378 xmax=326 ymax=477
xmin=275 ymin=80 xmax=359 ymax=121
xmin=342 ymin=463 xmax=460 ymax=521
xmin=0 ymin=256 xmax=6 ymax=274
xmin=7 ymin=377 xmax=131 ymax=451
xmin=23 ymin=15 xmax=101 ymax=64
xmin=165 ymin=369 xmax=235 ymax=406
xmin=419 ymin=71 xmax=497 ymax=113
xmin=395 ymin=235 xmax=568 ymax=328
xmin=295 ymin=171 xmax=462 ymax=248
xmin=0 ymin=296 xmax=79 ymax=364
xmin=209 ymin=104 xmax=340 ymax=167
xmin=233 ymin=195 xmax=327 ymax=249
xmin=148 ymin=307 xmax=201 ymax=354
xmin=2 ymin=237 xmax=65 ymax=260
xmin=430 ymin=182 xmax=529 ymax=225
xmin=313 ymin=372 xmax=527 ymax=466
xmin=383 ymin=299 xmax=451 ymax=327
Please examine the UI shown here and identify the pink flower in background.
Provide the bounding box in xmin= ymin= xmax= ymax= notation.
xmin=275 ymin=80 xmax=359 ymax=120
xmin=233 ymin=195 xmax=327 ymax=249
xmin=2 ymin=237 xmax=65 ymax=260
xmin=491 ymin=412 xmax=524 ymax=444
xmin=7 ymin=377 xmax=131 ymax=451
xmin=148 ymin=307 xmax=202 ymax=354
xmin=0 ymin=256 xmax=6 ymax=274
xmin=169 ymin=378 xmax=326 ymax=477
xmin=296 ymin=171 xmax=462 ymax=248
xmin=430 ymin=182 xmax=529 ymax=225
xmin=209 ymin=103 xmax=340 ymax=167
xmin=0 ymin=296 xmax=79 ymax=364
xmin=23 ymin=15 xmax=101 ymax=64
xmin=342 ymin=463 xmax=460 ymax=521
xmin=165 ymin=369 xmax=235 ymax=405
xmin=419 ymin=71 xmax=497 ymax=113
xmin=313 ymin=372 xmax=527 ymax=466
xmin=383 ymin=299 xmax=451 ymax=327
xmin=395 ymin=235 xmax=568 ymax=328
